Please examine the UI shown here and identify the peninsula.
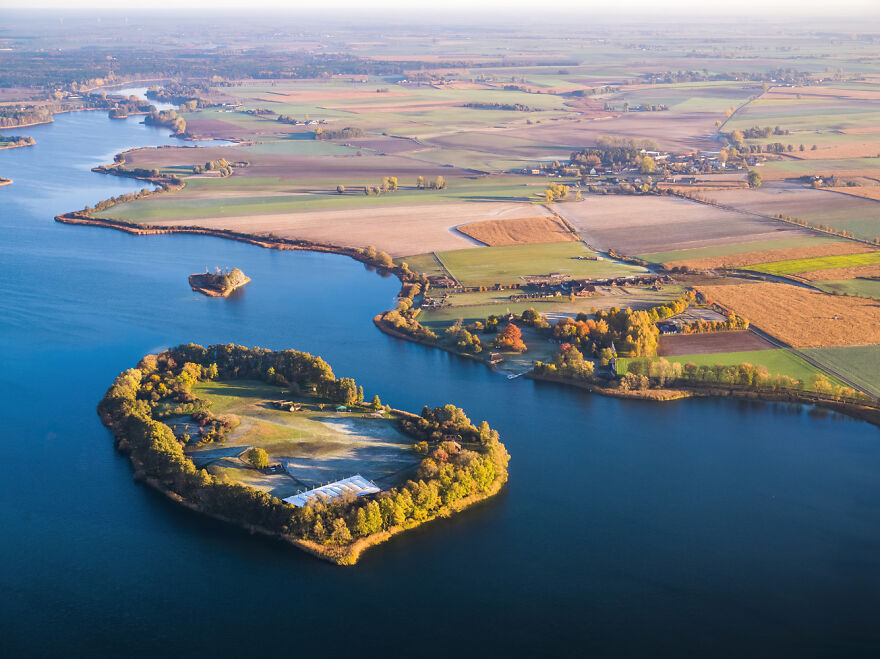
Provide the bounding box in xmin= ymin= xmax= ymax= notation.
xmin=98 ymin=344 xmax=510 ymax=565
xmin=188 ymin=267 xmax=250 ymax=296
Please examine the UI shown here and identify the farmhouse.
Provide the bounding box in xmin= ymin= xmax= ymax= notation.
xmin=283 ymin=475 xmax=381 ymax=507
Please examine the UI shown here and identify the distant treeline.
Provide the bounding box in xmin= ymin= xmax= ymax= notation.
xmin=315 ymin=126 xmax=364 ymax=140
xmin=0 ymin=106 xmax=54 ymax=128
xmin=640 ymin=68 xmax=811 ymax=85
xmin=464 ymin=102 xmax=536 ymax=111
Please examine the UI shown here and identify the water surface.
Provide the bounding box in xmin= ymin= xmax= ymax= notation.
xmin=1 ymin=112 xmax=879 ymax=658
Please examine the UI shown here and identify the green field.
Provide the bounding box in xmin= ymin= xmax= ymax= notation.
xmin=617 ymin=349 xmax=838 ymax=389
xmin=435 ymin=242 xmax=647 ymax=287
xmin=183 ymin=380 xmax=419 ymax=496
xmin=637 ymin=236 xmax=843 ymax=264
xmin=747 ymin=252 xmax=880 ymax=275
xmin=813 ymin=278 xmax=880 ymax=299
xmin=99 ymin=176 xmax=544 ymax=222
xmin=803 ymin=345 xmax=880 ymax=397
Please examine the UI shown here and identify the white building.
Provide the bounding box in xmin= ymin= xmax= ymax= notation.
xmin=283 ymin=475 xmax=380 ymax=507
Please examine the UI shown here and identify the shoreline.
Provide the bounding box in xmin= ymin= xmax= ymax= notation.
xmin=133 ymin=453 xmax=505 ymax=565
xmin=60 ymin=210 xmax=880 ymax=428
xmin=61 ymin=144 xmax=880 ymax=432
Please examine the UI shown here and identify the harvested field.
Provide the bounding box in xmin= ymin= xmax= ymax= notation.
xmin=707 ymin=182 xmax=880 ymax=243
xmin=658 ymin=330 xmax=775 ymax=356
xmin=259 ymin=89 xmax=411 ymax=103
xmin=456 ymin=215 xmax=575 ymax=246
xmin=147 ymin=202 xmax=546 ymax=256
xmin=697 ymin=282 xmax=880 ymax=348
xmin=184 ymin=119 xmax=253 ymax=140
xmin=826 ymin=186 xmax=880 ymax=202
xmin=123 ymin=147 xmax=472 ymax=182
xmin=552 ymin=195 xmax=812 ymax=255
xmin=800 ymin=264 xmax=880 ymax=282
xmin=803 ymin=345 xmax=880 ymax=397
xmin=665 ymin=241 xmax=873 ymax=271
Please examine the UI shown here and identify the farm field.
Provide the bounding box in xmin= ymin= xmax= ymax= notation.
xmin=113 ymin=201 xmax=553 ymax=256
xmin=645 ymin=240 xmax=868 ymax=271
xmin=802 ymin=345 xmax=880 ymax=397
xmin=657 ymin=330 xmax=776 ymax=356
xmin=746 ymin=251 xmax=880 ymax=276
xmin=707 ymin=183 xmax=880 ymax=243
xmin=617 ymin=349 xmax=838 ymax=389
xmin=551 ymin=195 xmax=813 ymax=255
xmin=813 ymin=278 xmax=880 ymax=299
xmin=456 ymin=215 xmax=576 ymax=246
xmin=636 ymin=236 xmax=843 ymax=265
xmin=435 ymin=242 xmax=647 ymax=287
xmin=183 ymin=380 xmax=419 ymax=496
xmin=697 ymin=282 xmax=880 ymax=347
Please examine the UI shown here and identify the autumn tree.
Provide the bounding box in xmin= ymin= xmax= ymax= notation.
xmin=494 ymin=323 xmax=527 ymax=353
xmin=376 ymin=251 xmax=393 ymax=268
xmin=748 ymin=170 xmax=763 ymax=189
xmin=246 ymin=447 xmax=269 ymax=470
xmin=639 ymin=155 xmax=656 ymax=174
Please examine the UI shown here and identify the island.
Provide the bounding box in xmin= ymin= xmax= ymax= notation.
xmin=188 ymin=267 xmax=250 ymax=297
xmin=98 ymin=343 xmax=510 ymax=565
xmin=0 ymin=134 xmax=35 ymax=150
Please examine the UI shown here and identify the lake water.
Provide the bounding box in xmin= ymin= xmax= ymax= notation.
xmin=1 ymin=112 xmax=879 ymax=658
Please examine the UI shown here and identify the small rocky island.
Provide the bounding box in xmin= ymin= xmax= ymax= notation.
xmin=189 ymin=267 xmax=250 ymax=297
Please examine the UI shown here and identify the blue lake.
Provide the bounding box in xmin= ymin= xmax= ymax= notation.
xmin=1 ymin=111 xmax=879 ymax=658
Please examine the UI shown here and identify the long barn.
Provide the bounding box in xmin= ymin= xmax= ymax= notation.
xmin=283 ymin=475 xmax=380 ymax=507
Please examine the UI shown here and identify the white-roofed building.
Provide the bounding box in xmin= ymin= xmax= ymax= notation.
xmin=283 ymin=475 xmax=380 ymax=507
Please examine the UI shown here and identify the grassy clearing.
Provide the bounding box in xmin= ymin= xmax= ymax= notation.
xmin=187 ymin=381 xmax=419 ymax=491
xmin=803 ymin=345 xmax=880 ymax=397
xmin=617 ymin=349 xmax=839 ymax=388
xmin=748 ymin=252 xmax=880 ymax=276
xmin=435 ymin=242 xmax=646 ymax=287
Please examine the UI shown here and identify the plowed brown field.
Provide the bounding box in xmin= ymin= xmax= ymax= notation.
xmin=697 ymin=282 xmax=880 ymax=347
xmin=456 ymin=216 xmax=575 ymax=246
xmin=658 ymin=331 xmax=775 ymax=356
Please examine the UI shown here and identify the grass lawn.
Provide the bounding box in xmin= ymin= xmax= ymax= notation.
xmin=436 ymin=242 xmax=647 ymax=287
xmin=747 ymin=252 xmax=880 ymax=275
xmin=813 ymin=278 xmax=880 ymax=299
xmin=803 ymin=344 xmax=880 ymax=397
xmin=186 ymin=380 xmax=419 ymax=491
xmin=617 ymin=348 xmax=840 ymax=390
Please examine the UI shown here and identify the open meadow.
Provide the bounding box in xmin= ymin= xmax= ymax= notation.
xmin=182 ymin=380 xmax=419 ymax=496
xmin=435 ymin=241 xmax=647 ymax=287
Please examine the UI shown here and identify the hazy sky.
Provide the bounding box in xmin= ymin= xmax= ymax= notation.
xmin=5 ymin=0 xmax=879 ymax=16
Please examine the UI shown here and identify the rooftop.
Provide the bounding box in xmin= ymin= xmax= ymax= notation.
xmin=283 ymin=474 xmax=380 ymax=507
